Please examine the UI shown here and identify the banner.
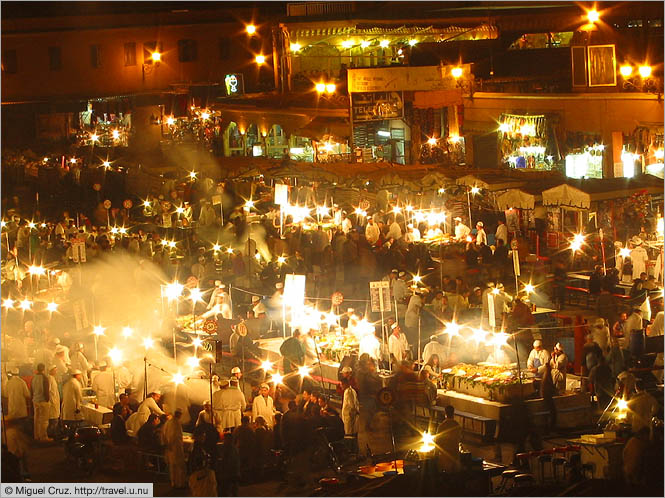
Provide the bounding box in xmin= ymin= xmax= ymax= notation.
xmin=348 ymin=64 xmax=471 ymax=93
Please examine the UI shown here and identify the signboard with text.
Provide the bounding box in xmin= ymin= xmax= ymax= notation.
xmin=348 ymin=64 xmax=471 ymax=93
xmin=369 ymin=281 xmax=392 ymax=313
xmin=351 ymin=92 xmax=403 ymax=122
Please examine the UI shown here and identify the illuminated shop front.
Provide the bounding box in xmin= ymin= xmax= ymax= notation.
xmin=565 ymin=144 xmax=604 ymax=179
xmin=498 ymin=113 xmax=557 ymax=170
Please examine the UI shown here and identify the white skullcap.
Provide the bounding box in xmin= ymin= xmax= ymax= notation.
xmin=276 ymin=283 xmax=284 ymax=289
xmin=533 ymin=340 xmax=542 ymax=348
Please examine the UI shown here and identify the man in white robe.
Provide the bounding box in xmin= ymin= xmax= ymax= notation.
xmin=251 ymin=383 xmax=275 ymax=427
xmin=61 ymin=370 xmax=84 ymax=423
xmin=162 ymin=409 xmax=187 ymax=488
xmin=630 ymin=238 xmax=649 ymax=280
xmin=6 ymin=368 xmax=30 ymax=421
xmin=91 ymin=361 xmax=115 ymax=408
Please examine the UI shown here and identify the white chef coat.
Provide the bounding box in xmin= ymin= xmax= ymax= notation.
xmin=92 ymin=370 xmax=115 ymax=408
xmin=526 ymin=348 xmax=551 ymax=377
xmin=341 ymin=218 xmax=353 ymax=234
xmin=405 ymin=294 xmax=423 ymax=329
xmin=630 ymin=246 xmax=649 ymax=280
xmin=48 ymin=374 xmax=60 ymax=419
xmin=422 ymin=340 xmax=447 ymax=364
xmin=6 ymin=376 xmax=30 ymax=420
xmin=136 ymin=396 xmax=165 ymax=429
xmin=388 ymin=332 xmax=409 ymax=362
xmin=495 ymin=224 xmax=508 ymax=246
xmin=251 ymin=395 xmax=275 ymax=427
xmin=70 ymin=351 xmax=91 ymax=386
xmin=365 ymin=223 xmax=380 ymax=246
xmin=302 ymin=334 xmax=318 ymax=364
xmin=454 ymin=223 xmax=470 ymax=240
xmin=342 ymin=386 xmax=360 ymax=435
xmin=61 ymin=377 xmax=83 ymax=421
xmin=213 ymin=387 xmax=247 ymax=430
xmin=387 ymin=221 xmax=402 ymax=241
xmin=475 ymin=228 xmax=487 ymax=246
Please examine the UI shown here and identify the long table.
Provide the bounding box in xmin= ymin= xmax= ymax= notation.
xmin=435 ymin=389 xmax=592 ymax=441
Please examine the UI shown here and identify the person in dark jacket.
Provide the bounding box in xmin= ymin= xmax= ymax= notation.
xmin=111 ymin=404 xmax=130 ymax=444
xmin=137 ymin=414 xmax=163 ymax=453
xmin=589 ymin=265 xmax=604 ymax=294
xmin=216 ymin=432 xmax=240 ymax=497
xmin=232 ymin=416 xmax=256 ymax=482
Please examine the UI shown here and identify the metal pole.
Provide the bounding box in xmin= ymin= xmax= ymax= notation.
xmin=466 ymin=188 xmax=472 ymax=227
xmin=143 ymin=357 xmax=148 ymax=401
xmin=418 ymin=315 xmax=422 ymax=363
xmin=209 ymin=362 xmax=213 ymax=410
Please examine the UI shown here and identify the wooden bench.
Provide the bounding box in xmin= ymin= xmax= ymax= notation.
xmin=431 ymin=406 xmax=496 ymax=441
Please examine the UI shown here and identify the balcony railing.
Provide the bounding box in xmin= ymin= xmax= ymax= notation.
xmin=287 ymin=2 xmax=355 ymax=17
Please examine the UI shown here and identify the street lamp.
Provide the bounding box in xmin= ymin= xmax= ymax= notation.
xmin=587 ymin=9 xmax=600 ymax=24
xmin=151 ymin=51 xmax=161 ymax=62
xmin=639 ymin=65 xmax=652 ymax=78
xmin=246 ymin=24 xmax=257 ymax=35
xmin=255 ymin=55 xmax=266 ymax=65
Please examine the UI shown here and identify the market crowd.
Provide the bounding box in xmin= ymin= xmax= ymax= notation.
xmin=2 ymin=172 xmax=664 ymax=492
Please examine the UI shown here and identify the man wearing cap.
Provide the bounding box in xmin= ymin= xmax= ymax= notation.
xmin=388 ymin=323 xmax=409 ymax=366
xmin=365 ymin=217 xmax=380 ymax=246
xmin=47 ymin=365 xmax=61 ymax=437
xmin=252 ymin=383 xmax=275 ymax=428
xmin=231 ymin=366 xmax=242 ymax=383
xmin=134 ymin=391 xmax=165 ymax=432
xmin=630 ymin=238 xmax=649 ymax=280
xmin=52 ymin=345 xmax=69 ymax=391
xmin=495 ymin=219 xmax=508 ymax=247
xmin=475 ymin=221 xmax=487 ymax=246
xmin=6 ymin=367 xmax=30 ymax=421
xmin=162 ymin=408 xmax=187 ymax=488
xmin=453 ymin=217 xmax=470 ymax=241
xmin=196 ymin=400 xmax=222 ymax=428
xmin=208 ymin=281 xmax=232 ymax=319
xmin=591 ymin=318 xmax=611 ymax=353
xmin=341 ymin=212 xmax=353 ymax=235
xmin=404 ymin=290 xmax=423 ymax=347
xmin=32 ymin=363 xmax=52 ymax=442
xmin=550 ymin=343 xmax=569 ymax=391
xmin=70 ymin=343 xmax=91 ymax=387
xmin=422 ymin=335 xmax=446 ymax=365
xmin=251 ymin=295 xmax=267 ymax=318
xmin=301 ymin=327 xmax=319 ymax=365
xmin=92 ymin=361 xmax=115 ymax=408
xmin=61 ymin=370 xmax=84 ymax=425
xmin=213 ymin=377 xmax=247 ymax=431
xmin=527 ymin=340 xmax=550 ymax=378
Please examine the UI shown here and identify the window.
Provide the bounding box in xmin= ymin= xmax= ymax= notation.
xmin=2 ymin=50 xmax=17 ymax=74
xmin=627 ymin=19 xmax=643 ymax=28
xmin=178 ymin=39 xmax=197 ymax=62
xmin=90 ymin=45 xmax=101 ymax=68
xmin=143 ymin=41 xmax=162 ymax=64
xmin=124 ymin=42 xmax=136 ymax=66
xmin=648 ymin=18 xmax=663 ymax=28
xmin=219 ymin=37 xmax=231 ymax=60
xmin=48 ymin=46 xmax=61 ymax=71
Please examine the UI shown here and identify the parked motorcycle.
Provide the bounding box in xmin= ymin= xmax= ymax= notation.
xmin=63 ymin=423 xmax=103 ymax=475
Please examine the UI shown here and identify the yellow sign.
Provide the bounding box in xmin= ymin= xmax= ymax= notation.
xmin=347 ymin=64 xmax=471 ymax=93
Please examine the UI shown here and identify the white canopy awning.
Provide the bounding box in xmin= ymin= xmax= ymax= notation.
xmin=495 ymin=189 xmax=537 ymax=210
xmin=542 ymin=184 xmax=590 ymax=209
xmin=455 ymin=174 xmax=525 ymax=192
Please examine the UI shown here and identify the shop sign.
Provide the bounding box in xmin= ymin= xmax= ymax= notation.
xmin=224 ymin=74 xmax=245 ymax=96
xmin=348 ymin=65 xmax=470 ymax=93
xmin=351 ymin=92 xmax=403 ymax=122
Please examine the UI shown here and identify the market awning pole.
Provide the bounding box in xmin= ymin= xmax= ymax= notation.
xmin=466 ymin=187 xmax=472 ymax=227
xmin=418 ymin=315 xmax=422 ymax=363
xmin=599 ymin=228 xmax=607 ymax=275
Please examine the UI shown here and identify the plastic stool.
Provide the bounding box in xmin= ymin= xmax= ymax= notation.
xmin=537 ymin=453 xmax=553 ymax=483
xmin=552 ymin=456 xmax=567 ymax=482
xmin=514 ymin=473 xmax=536 ymax=487
xmin=498 ymin=469 xmax=520 ymax=493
